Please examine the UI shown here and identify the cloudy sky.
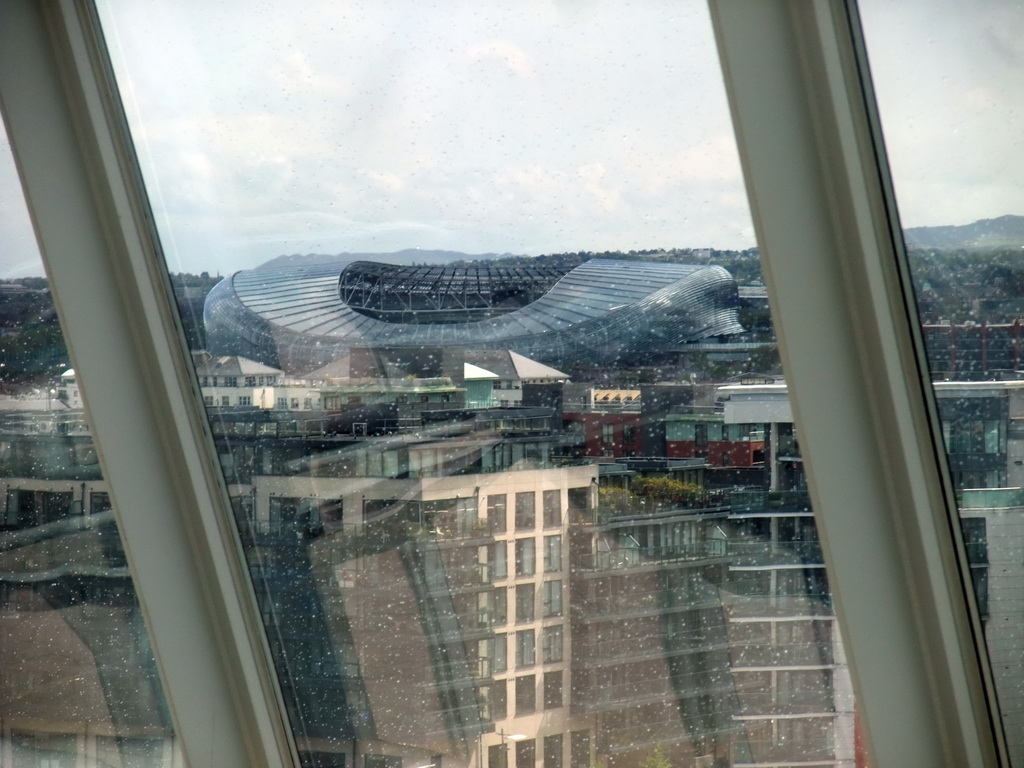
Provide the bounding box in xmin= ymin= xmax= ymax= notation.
xmin=858 ymin=0 xmax=1024 ymax=233
xmin=3 ymin=0 xmax=1024 ymax=277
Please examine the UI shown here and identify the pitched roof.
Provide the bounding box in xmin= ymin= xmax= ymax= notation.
xmin=461 ymin=349 xmax=567 ymax=381
xmin=193 ymin=356 xmax=283 ymax=378
xmin=507 ymin=349 xmax=568 ymax=380
xmin=464 ymin=362 xmax=499 ymax=380
xmin=302 ymin=355 xmax=353 ymax=381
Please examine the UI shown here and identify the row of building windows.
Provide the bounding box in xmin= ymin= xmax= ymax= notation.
xmin=510 ymin=537 xmax=563 ymax=577
xmin=488 ymin=491 xmax=565 ymax=531
xmin=203 ymin=395 xmax=320 ymax=409
xmin=513 ymin=626 xmax=564 ymax=666
xmin=198 ymin=375 xmax=279 ymax=387
xmin=512 ymin=582 xmax=564 ymax=622
xmin=486 ymin=729 xmax=590 ymax=768
xmin=483 ymin=672 xmax=568 ymax=723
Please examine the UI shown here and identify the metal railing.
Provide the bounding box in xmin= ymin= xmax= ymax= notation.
xmin=575 ymin=540 xmax=727 ymax=571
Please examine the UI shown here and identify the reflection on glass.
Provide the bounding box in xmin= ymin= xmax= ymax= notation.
xmin=0 ymin=132 xmax=179 ymax=763
xmin=858 ymin=1 xmax=1024 ymax=765
xmin=96 ymin=2 xmax=862 ymax=767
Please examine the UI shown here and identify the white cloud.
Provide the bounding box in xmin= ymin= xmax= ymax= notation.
xmin=0 ymin=136 xmax=44 ymax=277
xmin=5 ymin=0 xmax=760 ymax=276
xmin=859 ymin=0 xmax=1024 ymax=228
xmin=466 ymin=41 xmax=536 ymax=79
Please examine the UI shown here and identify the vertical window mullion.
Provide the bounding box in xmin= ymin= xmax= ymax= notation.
xmin=0 ymin=2 xmax=295 ymax=766
xmin=708 ymin=1 xmax=1003 ymax=766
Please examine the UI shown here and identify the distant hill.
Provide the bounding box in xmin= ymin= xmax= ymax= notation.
xmin=257 ymin=249 xmax=522 ymax=270
xmin=905 ymin=215 xmax=1024 ymax=250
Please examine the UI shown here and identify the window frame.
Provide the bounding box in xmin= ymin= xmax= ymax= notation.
xmin=0 ymin=0 xmax=1009 ymax=766
xmin=0 ymin=3 xmax=295 ymax=767
xmin=710 ymin=1 xmax=1005 ymax=765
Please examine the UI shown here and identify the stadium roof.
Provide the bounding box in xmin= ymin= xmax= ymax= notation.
xmin=205 ymin=258 xmax=743 ymax=373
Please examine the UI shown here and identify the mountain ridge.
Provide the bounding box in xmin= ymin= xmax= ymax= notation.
xmin=254 ymin=215 xmax=1024 ymax=271
xmin=904 ymin=214 xmax=1024 ymax=250
xmin=257 ymin=249 xmax=520 ymax=270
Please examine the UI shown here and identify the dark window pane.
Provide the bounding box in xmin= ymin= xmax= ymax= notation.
xmin=570 ymin=732 xmax=590 ymax=768
xmin=542 ymin=581 xmax=563 ymax=618
xmin=516 ymin=676 xmax=536 ymax=716
xmin=493 ymin=679 xmax=508 ymax=720
xmin=544 ymin=734 xmax=563 ymax=768
xmin=544 ymin=535 xmax=562 ymax=572
xmin=516 ymin=739 xmax=536 ymax=768
xmin=544 ymin=672 xmax=563 ymax=710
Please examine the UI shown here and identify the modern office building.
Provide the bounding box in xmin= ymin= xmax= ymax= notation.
xmin=0 ymin=401 xmax=600 ymax=768
xmin=931 ymin=381 xmax=1024 ymax=490
xmin=203 ymin=260 xmax=744 ymax=374
xmin=0 ymin=383 xmax=861 ymax=768
xmin=958 ymin=489 xmax=1024 ymax=767
xmin=922 ymin=322 xmax=1024 ymax=381
xmin=568 ymin=496 xmax=736 ymax=767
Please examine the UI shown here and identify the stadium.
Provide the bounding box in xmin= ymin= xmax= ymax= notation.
xmin=204 ymin=259 xmax=744 ymax=374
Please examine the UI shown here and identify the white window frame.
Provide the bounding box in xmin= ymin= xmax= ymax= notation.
xmin=0 ymin=2 xmax=295 ymax=767
xmin=0 ymin=0 xmax=1009 ymax=766
xmin=710 ymin=1 xmax=1005 ymax=766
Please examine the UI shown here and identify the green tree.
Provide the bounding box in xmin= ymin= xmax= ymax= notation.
xmin=631 ymin=476 xmax=703 ymax=503
xmin=639 ymin=746 xmax=672 ymax=768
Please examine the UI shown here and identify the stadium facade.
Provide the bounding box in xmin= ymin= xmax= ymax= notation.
xmin=204 ymin=259 xmax=744 ymax=374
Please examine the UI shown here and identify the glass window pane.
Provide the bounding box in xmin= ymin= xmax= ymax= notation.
xmin=515 ymin=538 xmax=536 ymax=577
xmin=543 ymin=734 xmax=563 ymax=768
xmin=516 ymin=739 xmax=536 ymax=768
xmin=542 ymin=625 xmax=563 ymax=663
xmin=542 ymin=580 xmax=563 ymax=618
xmin=488 ymin=495 xmax=507 ymax=533
xmin=515 ymin=678 xmax=536 ymax=718
xmin=493 ymin=634 xmax=508 ymax=675
xmin=542 ymin=490 xmax=561 ymax=528
xmin=92 ymin=1 xmax=863 ymax=766
xmin=516 ymin=629 xmax=536 ymax=667
xmin=515 ymin=493 xmax=536 ymax=532
xmin=544 ymin=535 xmax=562 ymax=573
xmin=570 ymin=732 xmax=590 ymax=768
xmin=543 ymin=671 xmax=563 ymax=710
xmin=516 ymin=584 xmax=535 ymax=624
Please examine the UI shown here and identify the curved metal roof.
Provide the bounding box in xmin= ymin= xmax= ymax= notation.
xmin=204 ymin=259 xmax=744 ymax=373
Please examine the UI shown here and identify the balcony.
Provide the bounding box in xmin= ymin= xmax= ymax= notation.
xmin=725 ymin=595 xmax=834 ymax=619
xmin=728 ymin=540 xmax=824 ymax=567
xmin=730 ymin=642 xmax=835 ymax=668
xmin=579 ymin=632 xmax=732 ymax=667
xmin=728 ymin=491 xmax=812 ymax=513
xmin=579 ymin=494 xmax=732 ymax=524
xmin=577 ymin=590 xmax=726 ymax=622
xmin=575 ymin=540 xmax=728 ymax=572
